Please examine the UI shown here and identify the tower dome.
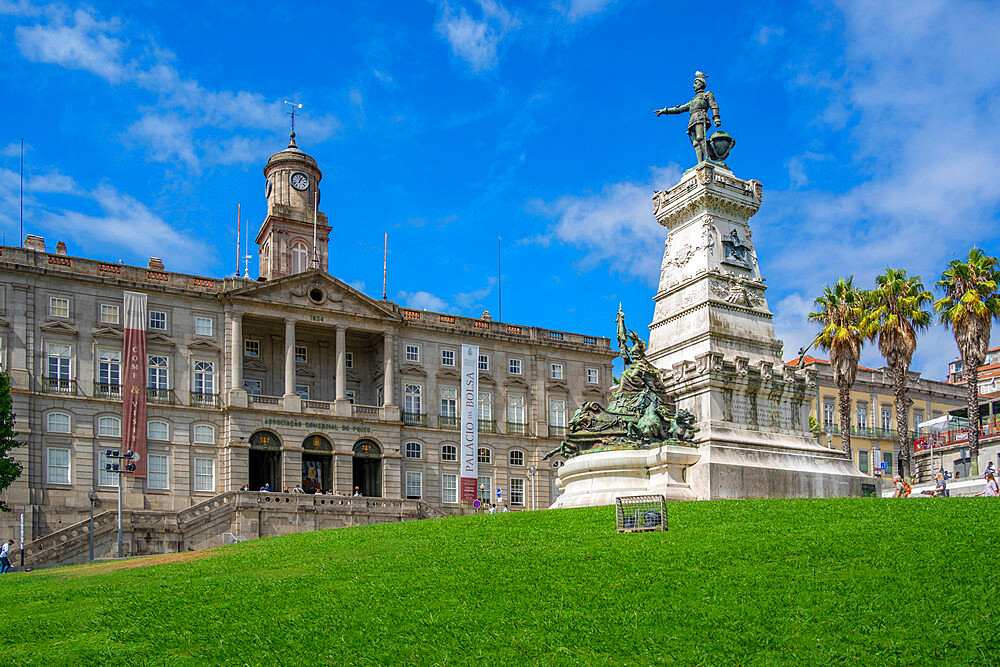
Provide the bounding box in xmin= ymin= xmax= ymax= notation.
xmin=263 ymin=132 xmax=322 ymax=216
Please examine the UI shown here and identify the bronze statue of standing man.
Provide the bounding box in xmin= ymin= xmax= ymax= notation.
xmin=655 ymin=71 xmax=729 ymax=164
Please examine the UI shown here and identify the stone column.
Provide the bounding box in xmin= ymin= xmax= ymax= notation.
xmin=230 ymin=312 xmax=242 ymax=390
xmin=284 ymin=318 xmax=296 ymax=397
xmin=335 ymin=326 xmax=347 ymax=401
xmin=383 ymin=333 xmax=394 ymax=407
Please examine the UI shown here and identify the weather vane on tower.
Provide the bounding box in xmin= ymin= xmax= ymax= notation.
xmin=283 ymin=99 xmax=303 ymax=147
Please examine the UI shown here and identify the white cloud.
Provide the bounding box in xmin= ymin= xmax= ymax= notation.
xmin=11 ymin=5 xmax=340 ymax=169
xmin=554 ymin=0 xmax=617 ymax=23
xmin=436 ymin=0 xmax=520 ymax=72
xmin=396 ymin=290 xmax=449 ymax=312
xmin=754 ymin=24 xmax=785 ymax=46
xmin=528 ymin=165 xmax=681 ymax=282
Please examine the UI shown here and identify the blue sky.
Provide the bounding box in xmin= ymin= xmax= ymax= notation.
xmin=2 ymin=0 xmax=999 ymax=381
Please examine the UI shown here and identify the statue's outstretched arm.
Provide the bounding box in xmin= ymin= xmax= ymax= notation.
xmin=655 ymin=102 xmax=690 ymax=116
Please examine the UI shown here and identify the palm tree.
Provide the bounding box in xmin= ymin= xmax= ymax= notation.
xmin=866 ymin=268 xmax=932 ymax=481
xmin=808 ymin=277 xmax=867 ymax=456
xmin=935 ymin=247 xmax=1000 ymax=476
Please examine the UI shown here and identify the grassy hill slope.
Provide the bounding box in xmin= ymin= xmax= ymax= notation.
xmin=2 ymin=499 xmax=998 ymax=665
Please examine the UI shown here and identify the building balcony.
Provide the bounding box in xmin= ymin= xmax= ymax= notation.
xmin=42 ymin=377 xmax=76 ymax=395
xmin=402 ymin=411 xmax=427 ymax=427
xmin=94 ymin=382 xmax=121 ymax=399
xmin=821 ymin=424 xmax=918 ymax=441
xmin=438 ymin=415 xmax=459 ymax=430
xmin=505 ymin=422 xmax=530 ymax=436
xmin=479 ymin=419 xmax=497 ymax=433
xmin=147 ymin=387 xmax=175 ymax=405
xmin=352 ymin=404 xmax=380 ymax=418
xmin=303 ymin=399 xmax=332 ymax=411
xmin=249 ymin=394 xmax=282 ymax=408
xmin=190 ymin=391 xmax=219 ymax=408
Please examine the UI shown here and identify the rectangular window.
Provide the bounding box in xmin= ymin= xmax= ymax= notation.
xmin=478 ymin=354 xmax=489 ymax=371
xmin=98 ymin=349 xmax=121 ymax=391
xmin=98 ymin=450 xmax=118 ymax=487
xmin=549 ymin=399 xmax=566 ymax=427
xmin=478 ymin=476 xmax=492 ymax=501
xmin=147 ymin=454 xmax=169 ymax=490
xmin=478 ymin=392 xmax=492 ymax=421
xmin=243 ymin=379 xmax=262 ymax=395
xmin=858 ymin=450 xmax=870 ymax=474
xmin=822 ymin=400 xmax=836 ymax=426
xmin=914 ymin=410 xmax=925 ymax=431
xmin=244 ymin=339 xmax=260 ymax=358
xmin=295 ymin=384 xmax=310 ymax=399
xmin=295 ymin=345 xmax=307 ymax=363
xmin=881 ymin=407 xmax=892 ymax=431
xmin=98 ymin=416 xmax=121 ymax=437
xmin=442 ymin=474 xmax=458 ymax=504
xmin=510 ymin=478 xmax=525 ymax=506
xmin=193 ymin=361 xmax=215 ymax=394
xmin=856 ymin=402 xmax=868 ymax=429
xmin=147 ymin=421 xmax=169 ymax=440
xmin=441 ymin=445 xmax=457 ymax=462
xmin=441 ymin=349 xmax=455 ymax=366
xmin=46 ymin=447 xmax=70 ymax=484
xmin=440 ymin=387 xmax=457 ymax=418
xmin=405 ymin=471 xmax=422 ymax=499
xmin=194 ymin=458 xmax=214 ymax=492
xmin=100 ymin=303 xmax=120 ymax=324
xmin=194 ymin=317 xmax=213 ymax=336
xmin=49 ymin=296 xmax=69 ymax=318
xmin=404 ymin=384 xmax=422 ymax=414
xmin=550 ymin=363 xmax=564 ymax=380
xmin=193 ymin=424 xmax=215 ymax=444
xmin=508 ymin=395 xmax=525 ymax=424
xmin=147 ymin=355 xmax=169 ymax=389
xmin=46 ymin=343 xmax=72 ymax=387
xmin=405 ymin=344 xmax=420 ymax=362
xmin=586 ymin=367 xmax=599 ymax=384
xmin=883 ymin=452 xmax=894 ymax=476
xmin=509 ymin=358 xmax=522 ymax=375
xmin=346 ymin=389 xmax=356 ymax=404
xmin=345 ymin=352 xmax=354 ymax=369
xmin=148 ymin=310 xmax=167 ymax=330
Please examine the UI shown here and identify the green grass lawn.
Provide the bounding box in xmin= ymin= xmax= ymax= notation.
xmin=1 ymin=498 xmax=997 ymax=665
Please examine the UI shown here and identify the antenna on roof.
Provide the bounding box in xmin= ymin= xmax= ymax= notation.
xmin=382 ymin=232 xmax=388 ymax=300
xmin=236 ymin=203 xmax=241 ymax=277
xmin=243 ymin=218 xmax=251 ymax=279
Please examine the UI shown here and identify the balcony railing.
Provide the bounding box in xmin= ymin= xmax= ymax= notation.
xmin=94 ymin=382 xmax=121 ymax=399
xmin=479 ymin=419 xmax=496 ymax=433
xmin=147 ymin=387 xmax=175 ymax=404
xmin=190 ymin=391 xmax=219 ymax=408
xmin=821 ymin=424 xmax=918 ymax=440
xmin=549 ymin=424 xmax=567 ymax=438
xmin=402 ymin=412 xmax=427 ymax=426
xmin=42 ymin=377 xmax=75 ymax=395
xmin=506 ymin=422 xmax=530 ymax=436
xmin=439 ymin=415 xmax=459 ymax=430
xmin=250 ymin=394 xmax=280 ymax=405
xmin=304 ymin=399 xmax=332 ymax=411
xmin=353 ymin=404 xmax=380 ymax=417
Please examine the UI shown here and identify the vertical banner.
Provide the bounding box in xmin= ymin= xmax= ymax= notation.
xmin=123 ymin=291 xmax=148 ymax=478
xmin=460 ymin=344 xmax=479 ymax=501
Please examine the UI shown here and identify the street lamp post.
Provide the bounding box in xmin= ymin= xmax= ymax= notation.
xmin=528 ymin=465 xmax=537 ymax=511
xmin=479 ymin=483 xmax=485 ymax=513
xmin=105 ymin=449 xmax=136 ymax=559
xmin=87 ymin=489 xmax=97 ymax=562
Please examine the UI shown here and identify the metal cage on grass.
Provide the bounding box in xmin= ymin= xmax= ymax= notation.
xmin=616 ymin=495 xmax=668 ymax=533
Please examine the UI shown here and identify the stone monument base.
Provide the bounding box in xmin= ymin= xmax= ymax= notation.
xmin=551 ymin=434 xmax=871 ymax=508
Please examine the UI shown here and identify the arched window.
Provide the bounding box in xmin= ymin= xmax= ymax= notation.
xmin=46 ymin=412 xmax=71 ymax=433
xmin=193 ymin=424 xmax=216 ymax=444
xmin=291 ymin=241 xmax=310 ymax=273
xmin=97 ymin=416 xmax=121 ymax=437
xmin=404 ymin=442 xmax=422 ymax=459
xmin=478 ymin=447 xmax=492 ymax=465
xmin=441 ymin=445 xmax=457 ymax=462
xmin=148 ymin=420 xmax=169 ymax=441
xmin=509 ymin=449 xmax=525 ymax=466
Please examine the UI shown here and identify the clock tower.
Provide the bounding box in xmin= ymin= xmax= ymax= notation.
xmin=256 ymin=132 xmax=331 ymax=280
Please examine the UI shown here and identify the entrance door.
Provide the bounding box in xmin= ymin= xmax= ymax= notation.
xmin=302 ymin=454 xmax=332 ymax=493
xmin=249 ymin=449 xmax=280 ymax=491
xmin=352 ymin=439 xmax=382 ymax=497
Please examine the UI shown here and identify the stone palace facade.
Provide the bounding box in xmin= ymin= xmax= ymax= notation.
xmin=0 ymin=135 xmax=614 ymax=542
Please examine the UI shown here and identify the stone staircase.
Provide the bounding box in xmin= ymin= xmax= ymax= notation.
xmin=12 ymin=492 xmax=449 ymax=570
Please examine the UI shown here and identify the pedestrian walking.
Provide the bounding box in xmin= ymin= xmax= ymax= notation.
xmin=892 ymin=476 xmax=905 ymax=498
xmin=977 ymin=472 xmax=999 ymax=497
xmin=0 ymin=539 xmax=12 ymax=574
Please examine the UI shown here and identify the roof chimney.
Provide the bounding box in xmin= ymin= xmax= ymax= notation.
xmin=55 ymin=241 xmax=67 ymax=256
xmin=148 ymin=257 xmax=165 ymax=271
xmin=24 ymin=235 xmax=45 ymax=252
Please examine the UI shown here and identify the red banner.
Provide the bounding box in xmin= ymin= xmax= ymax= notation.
xmin=123 ymin=291 xmax=147 ymax=478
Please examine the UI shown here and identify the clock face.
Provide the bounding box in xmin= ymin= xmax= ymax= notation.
xmin=264 ymin=179 xmax=272 ymax=198
xmin=290 ymin=172 xmax=309 ymax=191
